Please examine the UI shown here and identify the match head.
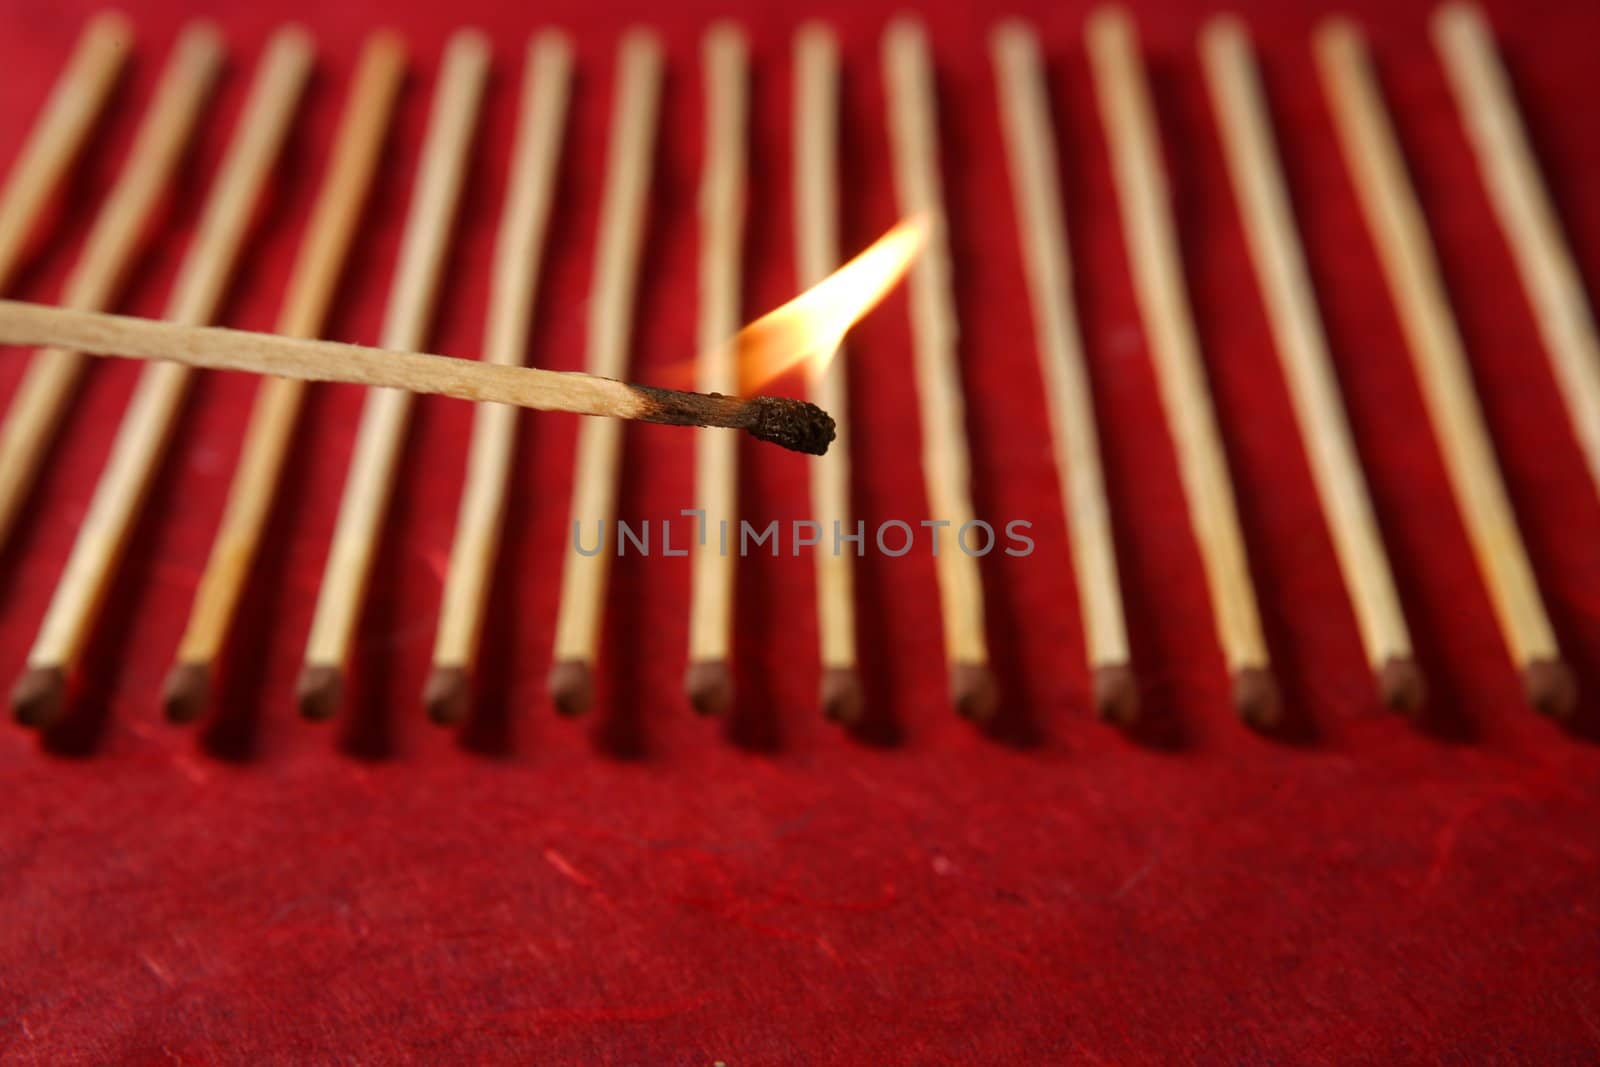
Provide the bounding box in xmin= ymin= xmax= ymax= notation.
xmin=1232 ymin=667 xmax=1282 ymax=730
xmin=951 ymin=662 xmax=998 ymax=723
xmin=549 ymin=659 xmax=593 ymax=718
xmin=686 ymin=660 xmax=734 ymax=717
xmin=1092 ymin=664 xmax=1140 ymax=726
xmin=162 ymin=662 xmax=213 ymax=724
xmin=296 ymin=665 xmax=343 ymax=722
xmin=1377 ymin=656 xmax=1426 ymax=716
xmin=821 ymin=667 xmax=865 ymax=727
xmin=424 ymin=667 xmax=471 ymax=727
xmin=1523 ymin=658 xmax=1578 ymax=720
xmin=11 ymin=667 xmax=66 ymax=729
xmin=741 ymin=396 xmax=836 ymax=456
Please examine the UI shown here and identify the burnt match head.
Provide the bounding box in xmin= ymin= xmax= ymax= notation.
xmin=631 ymin=385 xmax=837 ymax=456
xmin=740 ymin=396 xmax=836 ymax=455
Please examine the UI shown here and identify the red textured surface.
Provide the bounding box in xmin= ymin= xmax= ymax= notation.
xmin=2 ymin=0 xmax=1599 ymax=1060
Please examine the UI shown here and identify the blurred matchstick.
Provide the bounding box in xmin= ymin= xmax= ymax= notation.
xmin=685 ymin=23 xmax=748 ymax=717
xmin=424 ymin=32 xmax=572 ymax=727
xmin=12 ymin=28 xmax=311 ymax=729
xmin=1433 ymin=5 xmax=1600 ymax=504
xmin=991 ymin=20 xmax=1138 ymax=724
xmin=0 ymin=23 xmax=220 ymax=555
xmin=0 ymin=12 xmax=132 ymax=294
xmin=1086 ymin=8 xmax=1279 ymax=727
xmin=1200 ymin=17 xmax=1423 ymax=713
xmin=1316 ymin=19 xmax=1574 ymax=718
xmin=297 ymin=30 xmax=489 ymax=722
xmin=548 ymin=30 xmax=663 ymax=717
xmin=794 ymin=23 xmax=862 ymax=725
xmin=883 ymin=18 xmax=997 ymax=722
xmin=162 ymin=33 xmax=406 ymax=724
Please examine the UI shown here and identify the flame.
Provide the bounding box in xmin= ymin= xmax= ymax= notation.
xmin=685 ymin=215 xmax=928 ymax=394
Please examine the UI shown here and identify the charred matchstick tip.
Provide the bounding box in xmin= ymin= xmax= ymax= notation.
xmin=162 ymin=663 xmax=212 ymax=724
xmin=11 ymin=667 xmax=66 ymax=729
xmin=1377 ymin=655 xmax=1426 ymax=715
xmin=1523 ymin=658 xmax=1577 ymax=719
xmin=1232 ymin=666 xmax=1281 ymax=729
xmin=741 ymin=396 xmax=836 ymax=455
xmin=424 ymin=667 xmax=470 ymax=726
xmin=1092 ymin=664 xmax=1139 ymax=726
xmin=686 ymin=660 xmax=734 ymax=716
xmin=296 ymin=665 xmax=343 ymax=722
xmin=549 ymin=659 xmax=593 ymax=717
xmin=821 ymin=667 xmax=865 ymax=726
xmin=951 ymin=662 xmax=998 ymax=723
xmin=633 ymin=386 xmax=837 ymax=456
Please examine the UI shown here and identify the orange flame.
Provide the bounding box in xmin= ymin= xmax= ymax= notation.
xmin=671 ymin=216 xmax=928 ymax=394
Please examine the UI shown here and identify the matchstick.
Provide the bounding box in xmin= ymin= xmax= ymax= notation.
xmin=1200 ymin=17 xmax=1422 ymax=713
xmin=991 ymin=20 xmax=1138 ymax=724
xmin=882 ymin=18 xmax=996 ymax=722
xmin=685 ymin=23 xmax=748 ymax=717
xmin=547 ymin=31 xmax=663 ymax=717
xmin=1315 ymin=19 xmax=1574 ymax=717
xmin=794 ymin=23 xmax=862 ymax=724
xmin=11 ymin=28 xmax=312 ymax=729
xmin=0 ymin=23 xmax=221 ymax=553
xmin=0 ymin=301 xmax=837 ymax=450
xmin=424 ymin=32 xmax=572 ymax=726
xmin=1086 ymin=8 xmax=1278 ymax=727
xmin=162 ymin=33 xmax=406 ymax=724
xmin=1434 ymin=5 xmax=1600 ymax=505
xmin=0 ymin=13 xmax=132 ymax=294
xmin=297 ymin=30 xmax=489 ymax=722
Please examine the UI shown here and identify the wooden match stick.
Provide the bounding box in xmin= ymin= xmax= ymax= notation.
xmin=297 ymin=30 xmax=488 ymax=722
xmin=424 ymin=32 xmax=572 ymax=727
xmin=685 ymin=23 xmax=748 ymax=717
xmin=1200 ymin=17 xmax=1422 ymax=713
xmin=162 ymin=33 xmax=406 ymax=724
xmin=0 ymin=23 xmax=221 ymax=553
xmin=548 ymin=30 xmax=663 ymax=717
xmin=1086 ymin=8 xmax=1278 ymax=727
xmin=882 ymin=18 xmax=996 ymax=722
xmin=1434 ymin=5 xmax=1600 ymax=505
xmin=991 ymin=20 xmax=1138 ymax=724
xmin=0 ymin=301 xmax=837 ymax=448
xmin=1315 ymin=19 xmax=1574 ymax=718
xmin=11 ymin=28 xmax=311 ymax=730
xmin=0 ymin=12 xmax=132 ymax=294
xmin=794 ymin=23 xmax=862 ymax=725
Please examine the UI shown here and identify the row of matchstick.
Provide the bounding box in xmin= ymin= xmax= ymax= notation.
xmin=0 ymin=6 xmax=1590 ymax=735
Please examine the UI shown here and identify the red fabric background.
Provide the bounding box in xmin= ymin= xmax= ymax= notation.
xmin=1 ymin=0 xmax=1598 ymax=1061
